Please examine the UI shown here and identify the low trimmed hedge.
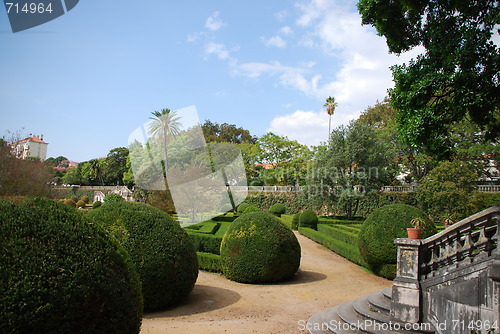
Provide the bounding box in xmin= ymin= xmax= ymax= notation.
xmin=197 ymin=252 xmax=222 ymax=272
xmin=318 ymin=225 xmax=359 ymax=245
xmin=299 ymin=227 xmax=368 ymax=268
xmin=187 ymin=231 xmax=223 ymax=255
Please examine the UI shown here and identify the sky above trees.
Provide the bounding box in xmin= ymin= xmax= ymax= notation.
xmin=0 ymin=0 xmax=433 ymax=162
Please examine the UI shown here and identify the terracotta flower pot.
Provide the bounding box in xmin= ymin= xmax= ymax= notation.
xmin=407 ymin=227 xmax=422 ymax=239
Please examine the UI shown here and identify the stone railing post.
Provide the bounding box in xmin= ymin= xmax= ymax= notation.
xmin=391 ymin=238 xmax=422 ymax=323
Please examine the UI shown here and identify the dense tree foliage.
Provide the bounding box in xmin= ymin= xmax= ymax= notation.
xmin=201 ymin=120 xmax=256 ymax=144
xmin=358 ymin=0 xmax=500 ymax=158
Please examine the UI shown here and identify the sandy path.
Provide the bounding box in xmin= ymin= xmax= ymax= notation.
xmin=140 ymin=232 xmax=391 ymax=334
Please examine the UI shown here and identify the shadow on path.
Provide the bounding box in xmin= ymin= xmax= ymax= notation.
xmin=144 ymin=285 xmax=241 ymax=318
xmin=277 ymin=269 xmax=328 ymax=285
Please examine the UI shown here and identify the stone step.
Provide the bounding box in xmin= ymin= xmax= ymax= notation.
xmin=381 ymin=287 xmax=392 ymax=301
xmin=367 ymin=290 xmax=391 ymax=313
xmin=308 ymin=288 xmax=435 ymax=334
xmin=307 ymin=305 xmax=358 ymax=334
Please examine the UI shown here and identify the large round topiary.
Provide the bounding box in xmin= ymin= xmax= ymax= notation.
xmin=242 ymin=205 xmax=260 ymax=214
xmin=299 ymin=209 xmax=318 ymax=230
xmin=0 ymin=197 xmax=143 ymax=334
xmin=220 ymin=212 xmax=301 ymax=283
xmin=269 ymin=203 xmax=286 ymax=217
xmin=87 ymin=201 xmax=198 ymax=311
xmin=358 ymin=204 xmax=437 ymax=270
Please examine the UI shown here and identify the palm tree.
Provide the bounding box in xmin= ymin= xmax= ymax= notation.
xmin=148 ymin=108 xmax=182 ymax=179
xmin=323 ymin=96 xmax=338 ymax=137
xmin=89 ymin=159 xmax=104 ymax=186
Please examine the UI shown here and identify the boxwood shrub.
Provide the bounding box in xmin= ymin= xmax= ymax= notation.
xmin=291 ymin=213 xmax=300 ymax=230
xmin=237 ymin=202 xmax=250 ymax=214
xmin=0 ymin=197 xmax=143 ymax=334
xmin=299 ymin=209 xmax=318 ymax=230
xmin=269 ymin=203 xmax=286 ymax=217
xmin=220 ymin=212 xmax=301 ymax=283
xmin=87 ymin=201 xmax=198 ymax=312
xmin=358 ymin=204 xmax=437 ymax=271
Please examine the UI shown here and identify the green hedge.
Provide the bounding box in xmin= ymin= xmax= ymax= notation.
xmin=318 ymin=225 xmax=359 ymax=245
xmin=358 ymin=204 xmax=436 ymax=271
xmin=197 ymin=252 xmax=222 ymax=272
xmin=0 ymin=197 xmax=143 ymax=334
xmin=87 ymin=201 xmax=198 ymax=312
xmin=299 ymin=227 xmax=368 ymax=268
xmin=197 ymin=222 xmax=221 ymax=234
xmin=221 ymin=212 xmax=301 ymax=283
xmin=187 ymin=231 xmax=223 ymax=255
xmin=215 ymin=222 xmax=232 ymax=237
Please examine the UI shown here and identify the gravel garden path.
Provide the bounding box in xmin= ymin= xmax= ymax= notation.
xmin=140 ymin=232 xmax=391 ymax=334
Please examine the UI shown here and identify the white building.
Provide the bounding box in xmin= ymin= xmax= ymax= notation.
xmin=11 ymin=135 xmax=49 ymax=160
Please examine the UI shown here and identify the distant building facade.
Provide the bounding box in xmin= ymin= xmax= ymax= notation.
xmin=11 ymin=135 xmax=49 ymax=160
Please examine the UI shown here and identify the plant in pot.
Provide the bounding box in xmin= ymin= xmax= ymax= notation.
xmin=408 ymin=217 xmax=425 ymax=239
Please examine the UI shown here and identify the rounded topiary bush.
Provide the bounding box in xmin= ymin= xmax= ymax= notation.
xmin=80 ymin=195 xmax=90 ymax=204
xmin=358 ymin=204 xmax=437 ymax=270
xmin=220 ymin=212 xmax=301 ymax=283
xmin=87 ymin=201 xmax=198 ymax=311
xmin=64 ymin=198 xmax=76 ymax=207
xmin=0 ymin=197 xmax=143 ymax=334
xmin=299 ymin=209 xmax=318 ymax=230
xmin=75 ymin=200 xmax=86 ymax=208
xmin=92 ymin=200 xmax=102 ymax=209
xmin=291 ymin=212 xmax=300 ymax=230
xmin=103 ymin=193 xmax=125 ymax=204
xmin=242 ymin=205 xmax=260 ymax=214
xmin=269 ymin=203 xmax=286 ymax=217
xmin=237 ymin=202 xmax=250 ymax=214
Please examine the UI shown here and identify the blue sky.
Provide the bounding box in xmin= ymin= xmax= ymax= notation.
xmin=0 ymin=0 xmax=421 ymax=162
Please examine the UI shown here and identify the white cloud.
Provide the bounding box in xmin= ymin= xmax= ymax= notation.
xmin=280 ymin=26 xmax=293 ymax=35
xmin=205 ymin=42 xmax=230 ymax=60
xmin=264 ymin=35 xmax=287 ymax=48
xmin=205 ymin=11 xmax=226 ymax=31
xmin=275 ymin=10 xmax=288 ymax=21
xmin=269 ymin=110 xmax=337 ymax=146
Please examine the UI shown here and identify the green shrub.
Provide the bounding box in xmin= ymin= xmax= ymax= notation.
xmin=80 ymin=195 xmax=90 ymax=204
xmin=358 ymin=204 xmax=436 ymax=271
xmin=75 ymin=200 xmax=86 ymax=208
xmin=299 ymin=227 xmax=368 ymax=268
xmin=103 ymin=193 xmax=125 ymax=204
xmin=187 ymin=232 xmax=223 ymax=254
xmin=197 ymin=252 xmax=222 ymax=272
xmin=269 ymin=203 xmax=286 ymax=217
xmin=299 ymin=209 xmax=318 ymax=230
xmin=87 ymin=201 xmax=198 ymax=311
xmin=0 ymin=197 xmax=143 ymax=334
xmin=237 ymin=202 xmax=250 ymax=214
xmin=64 ymin=199 xmax=76 ymax=207
xmin=291 ymin=213 xmax=300 ymax=230
xmin=242 ymin=205 xmax=260 ymax=214
xmin=220 ymin=212 xmax=301 ymax=283
xmin=92 ymin=200 xmax=102 ymax=209
xmin=70 ymin=196 xmax=78 ymax=202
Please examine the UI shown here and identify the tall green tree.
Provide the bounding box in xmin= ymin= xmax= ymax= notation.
xmin=358 ymin=0 xmax=500 ymax=159
xmin=148 ymin=108 xmax=182 ymax=179
xmin=308 ymin=120 xmax=393 ymax=217
xmin=258 ymin=132 xmax=313 ymax=186
xmin=103 ymin=147 xmax=129 ymax=185
xmin=323 ymin=96 xmax=338 ymax=136
xmin=201 ymin=120 xmax=256 ymax=144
